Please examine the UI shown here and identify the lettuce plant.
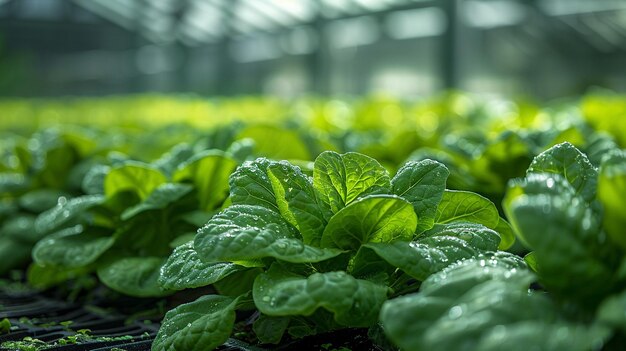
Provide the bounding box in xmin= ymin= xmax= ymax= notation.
xmin=154 ymin=151 xmax=514 ymax=350
xmin=29 ymin=146 xmax=238 ymax=297
xmin=380 ymin=142 xmax=626 ymax=350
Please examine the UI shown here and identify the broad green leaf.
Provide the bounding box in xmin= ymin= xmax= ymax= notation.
xmin=380 ymin=255 xmax=550 ymax=351
xmin=382 ymin=266 xmax=608 ymax=351
xmin=153 ymin=295 xmax=239 ymax=351
xmin=253 ymin=264 xmax=388 ymax=327
xmin=159 ymin=241 xmax=243 ymax=290
xmin=33 ymin=225 xmax=114 ymax=267
xmin=527 ymin=142 xmax=597 ymax=202
xmin=18 ymin=189 xmax=68 ymax=213
xmin=434 ymin=190 xmax=499 ymax=229
xmin=392 ymin=159 xmax=449 ymax=232
xmin=121 ymin=183 xmax=193 ymax=220
xmin=421 ymin=222 xmax=501 ymax=251
xmin=214 ymin=268 xmax=262 ymax=297
xmin=172 ymin=151 xmax=237 ymax=211
xmin=313 ymin=151 xmax=391 ymax=214
xmin=34 ymin=194 xmax=105 ymax=234
xmin=229 ymin=158 xmax=279 ymax=211
xmin=504 ymin=179 xmax=615 ymax=301
xmin=195 ymin=205 xmax=343 ymax=263
xmin=321 ymin=195 xmax=416 ymax=250
xmin=104 ymin=163 xmax=167 ymax=200
xmin=364 ymin=224 xmax=500 ymax=281
xmin=598 ymin=150 xmax=626 ymax=251
xmin=97 ymin=256 xmax=170 ymax=297
xmin=252 ymin=315 xmax=290 ymax=344
xmin=267 ymin=162 xmax=327 ymax=246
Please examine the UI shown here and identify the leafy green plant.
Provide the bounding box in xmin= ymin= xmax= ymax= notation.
xmin=154 ymin=151 xmax=514 ymax=350
xmin=28 ymin=145 xmax=239 ymax=297
xmin=380 ymin=142 xmax=626 ymax=351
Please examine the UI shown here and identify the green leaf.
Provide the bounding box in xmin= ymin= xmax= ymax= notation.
xmin=494 ymin=217 xmax=516 ymax=250
xmin=434 ymin=190 xmax=499 ymax=228
xmin=313 ymin=151 xmax=391 ymax=214
xmin=320 ymin=195 xmax=416 ymax=250
xmin=252 ymin=315 xmax=290 ymax=344
xmin=504 ymin=176 xmax=615 ymax=301
xmin=380 ymin=255 xmax=561 ymax=351
xmin=253 ymin=264 xmax=388 ymax=327
xmin=195 ymin=205 xmax=343 ymax=263
xmin=33 ymin=225 xmax=114 ymax=268
xmin=172 ymin=151 xmax=237 ymax=211
xmin=229 ymin=158 xmax=279 ymax=212
xmin=392 ymin=159 xmax=449 ymax=232
xmin=27 ymin=262 xmax=91 ymax=290
xmin=34 ymin=195 xmax=105 ymax=234
xmin=422 ymin=222 xmax=501 ymax=251
xmin=153 ymin=295 xmax=239 ymax=351
xmin=159 ymin=241 xmax=244 ymax=290
xmin=97 ymin=256 xmax=170 ymax=297
xmin=121 ymin=183 xmax=193 ymax=220
xmin=527 ymin=142 xmax=597 ymax=203
xmin=104 ymin=163 xmax=167 ymax=200
xmin=364 ymin=223 xmax=500 ymax=281
xmin=267 ymin=161 xmax=327 ymax=246
xmin=598 ymin=150 xmax=626 ymax=251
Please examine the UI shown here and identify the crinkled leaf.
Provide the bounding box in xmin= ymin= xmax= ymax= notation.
xmin=229 ymin=158 xmax=279 ymax=211
xmin=321 ymin=195 xmax=416 ymax=250
xmin=33 ymin=225 xmax=114 ymax=267
xmin=159 ymin=241 xmax=244 ymax=290
xmin=313 ymin=151 xmax=391 ymax=214
xmin=121 ymin=183 xmax=193 ymax=220
xmin=172 ymin=151 xmax=237 ymax=211
xmin=195 ymin=205 xmax=342 ymax=263
xmin=527 ymin=142 xmax=597 ymax=203
xmin=421 ymin=222 xmax=501 ymax=251
xmin=252 ymin=315 xmax=290 ymax=344
xmin=253 ymin=264 xmax=388 ymax=327
xmin=434 ymin=190 xmax=499 ymax=229
xmin=392 ymin=159 xmax=449 ymax=232
xmin=34 ymin=194 xmax=105 ymax=234
xmin=364 ymin=224 xmax=499 ymax=281
xmin=104 ymin=163 xmax=167 ymax=200
xmin=267 ymin=161 xmax=327 ymax=246
xmin=153 ymin=295 xmax=239 ymax=351
xmin=97 ymin=256 xmax=170 ymax=297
